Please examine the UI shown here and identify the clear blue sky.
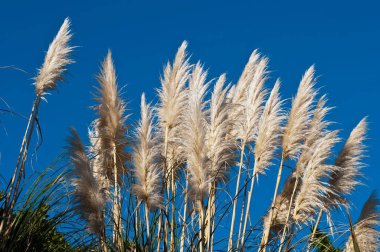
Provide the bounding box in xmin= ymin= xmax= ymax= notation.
xmin=1 ymin=0 xmax=379 ymax=248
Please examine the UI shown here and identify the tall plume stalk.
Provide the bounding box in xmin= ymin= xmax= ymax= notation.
xmin=205 ymin=74 xmax=235 ymax=250
xmin=309 ymin=117 xmax=368 ymax=249
xmin=95 ymin=51 xmax=128 ymax=250
xmin=132 ymin=94 xmax=162 ymax=244
xmin=182 ymin=63 xmax=209 ymax=252
xmin=228 ymin=53 xmax=267 ymax=251
xmin=156 ymin=41 xmax=190 ymax=251
xmin=0 ymin=18 xmax=73 ymax=234
xmin=279 ymin=95 xmax=332 ymax=249
xmin=343 ymin=191 xmax=380 ymax=252
xmin=260 ymin=66 xmax=317 ymax=251
xmin=67 ymin=129 xmax=107 ymax=251
xmin=239 ymin=80 xmax=284 ymax=249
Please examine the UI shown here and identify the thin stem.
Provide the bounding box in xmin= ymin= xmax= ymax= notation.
xmin=179 ymin=172 xmax=189 ymax=252
xmin=198 ymin=200 xmax=205 ymax=252
xmin=157 ymin=126 xmax=169 ymax=252
xmin=240 ymin=161 xmax=257 ymax=248
xmin=112 ymin=142 xmax=122 ymax=251
xmin=236 ymin=175 xmax=248 ymax=250
xmin=0 ymin=96 xmax=40 ymax=234
xmin=307 ymin=209 xmax=323 ymax=252
xmin=170 ymin=163 xmax=176 ymax=251
xmin=260 ymin=152 xmax=285 ymax=252
xmin=206 ymin=181 xmax=216 ymax=251
xmin=278 ymin=175 xmax=299 ymax=251
xmin=228 ymin=141 xmax=246 ymax=251
xmin=145 ymin=202 xmax=151 ymax=248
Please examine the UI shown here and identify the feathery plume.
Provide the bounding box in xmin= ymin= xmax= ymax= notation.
xmin=35 ymin=18 xmax=74 ymax=96
xmin=132 ymin=94 xmax=162 ymax=209
xmin=88 ymin=120 xmax=109 ymax=195
xmin=253 ymin=80 xmax=284 ymax=175
xmin=344 ymin=191 xmax=380 ymax=252
xmin=232 ymin=50 xmax=261 ymax=105
xmin=182 ymin=63 xmax=209 ymax=201
xmin=295 ymin=95 xmax=332 ymax=176
xmin=282 ymin=66 xmax=318 ymax=159
xmin=206 ymin=74 xmax=235 ymax=182
xmin=329 ymin=117 xmax=368 ymax=206
xmin=68 ymin=129 xmax=105 ymax=235
xmin=293 ymin=130 xmax=340 ymax=224
xmin=234 ymin=56 xmax=268 ymax=143
xmin=95 ymin=50 xmax=129 ymax=183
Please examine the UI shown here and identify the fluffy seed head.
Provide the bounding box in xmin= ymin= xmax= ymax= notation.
xmin=206 ymin=74 xmax=235 ymax=182
xmin=182 ymin=63 xmax=209 ymax=201
xmin=35 ymin=18 xmax=74 ymax=96
xmin=132 ymin=94 xmax=162 ymax=210
xmin=329 ymin=118 xmax=368 ymax=206
xmin=293 ymin=130 xmax=340 ymax=224
xmin=282 ymin=66 xmax=318 ymax=159
xmin=344 ymin=191 xmax=380 ymax=252
xmin=234 ymin=56 xmax=268 ymax=143
xmin=95 ymin=51 xmax=129 ymax=184
xmin=67 ymin=129 xmax=105 ymax=235
xmin=254 ymin=80 xmax=285 ymax=175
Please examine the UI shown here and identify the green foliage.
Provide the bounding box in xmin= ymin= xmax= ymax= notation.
xmin=310 ymin=228 xmax=341 ymax=252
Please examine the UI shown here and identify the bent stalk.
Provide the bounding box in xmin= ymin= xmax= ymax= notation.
xmin=307 ymin=209 xmax=323 ymax=252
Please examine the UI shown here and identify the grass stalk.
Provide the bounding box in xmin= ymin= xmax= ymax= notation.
xmin=307 ymin=208 xmax=323 ymax=252
xmin=228 ymin=141 xmax=246 ymax=251
xmin=278 ymin=175 xmax=299 ymax=251
xmin=240 ymin=161 xmax=257 ymax=248
xmin=1 ymin=96 xmax=41 ymax=234
xmin=260 ymin=152 xmax=285 ymax=252
xmin=179 ymin=172 xmax=189 ymax=252
xmin=112 ymin=142 xmax=122 ymax=250
xmin=236 ymin=175 xmax=248 ymax=250
xmin=198 ymin=200 xmax=205 ymax=252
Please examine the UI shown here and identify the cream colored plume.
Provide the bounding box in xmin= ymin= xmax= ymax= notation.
xmin=132 ymin=94 xmax=162 ymax=209
xmin=295 ymin=95 xmax=332 ymax=178
xmin=293 ymin=130 xmax=340 ymax=224
xmin=206 ymin=74 xmax=235 ymax=182
xmin=344 ymin=191 xmax=380 ymax=252
xmin=329 ymin=117 xmax=367 ymax=206
xmin=182 ymin=63 xmax=209 ymax=201
xmin=231 ymin=50 xmax=261 ymax=105
xmin=234 ymin=56 xmax=268 ymax=143
xmin=282 ymin=66 xmax=318 ymax=159
xmin=253 ymin=80 xmax=285 ymax=175
xmin=157 ymin=41 xmax=190 ymax=166
xmin=35 ymin=18 xmax=74 ymax=96
xmin=68 ymin=129 xmax=105 ymax=235
xmin=95 ymin=50 xmax=129 ymax=183
xmin=88 ymin=120 xmax=109 ymax=195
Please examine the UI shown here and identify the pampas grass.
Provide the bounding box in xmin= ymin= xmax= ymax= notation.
xmin=95 ymin=51 xmax=129 ymax=250
xmin=239 ymin=80 xmax=284 ymax=248
xmin=2 ymin=21 xmax=379 ymax=252
xmin=344 ymin=191 xmax=380 ymax=252
xmin=229 ymin=54 xmax=268 ymax=251
xmin=67 ymin=129 xmax=107 ymax=251
xmin=35 ymin=18 xmax=74 ymax=97
xmin=329 ymin=117 xmax=368 ymax=206
xmin=156 ymin=41 xmax=191 ymax=251
xmin=0 ymin=18 xmax=74 ymax=237
xmin=260 ymin=66 xmax=318 ymax=251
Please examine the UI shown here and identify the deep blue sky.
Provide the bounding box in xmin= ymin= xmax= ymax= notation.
xmin=1 ymin=0 xmax=379 ymax=248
